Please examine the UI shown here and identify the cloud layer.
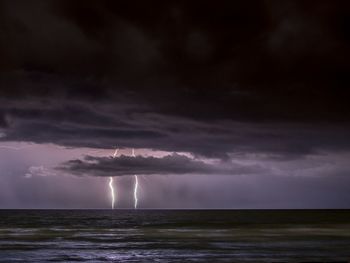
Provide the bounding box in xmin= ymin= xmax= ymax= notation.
xmin=0 ymin=0 xmax=349 ymax=160
xmin=1 ymin=96 xmax=350 ymax=159
xmin=59 ymin=154 xmax=264 ymax=177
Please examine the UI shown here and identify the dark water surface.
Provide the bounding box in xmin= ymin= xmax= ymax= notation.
xmin=0 ymin=210 xmax=349 ymax=262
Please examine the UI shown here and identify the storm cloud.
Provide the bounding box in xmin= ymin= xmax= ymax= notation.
xmin=1 ymin=95 xmax=350 ymax=159
xmin=0 ymin=0 xmax=349 ymax=159
xmin=0 ymin=1 xmax=350 ymax=208
xmin=58 ymin=154 xmax=265 ymax=177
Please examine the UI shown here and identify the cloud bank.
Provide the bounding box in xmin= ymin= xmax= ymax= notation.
xmin=0 ymin=0 xmax=348 ymax=160
xmin=59 ymin=154 xmax=264 ymax=177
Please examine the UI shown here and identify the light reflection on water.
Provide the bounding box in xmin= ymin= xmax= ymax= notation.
xmin=0 ymin=210 xmax=350 ymax=262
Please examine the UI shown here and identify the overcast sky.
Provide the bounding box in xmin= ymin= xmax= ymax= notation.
xmin=0 ymin=0 xmax=349 ymax=208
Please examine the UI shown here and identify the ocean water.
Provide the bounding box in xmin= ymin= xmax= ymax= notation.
xmin=0 ymin=210 xmax=349 ymax=262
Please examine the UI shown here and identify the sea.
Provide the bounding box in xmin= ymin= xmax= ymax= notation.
xmin=0 ymin=210 xmax=349 ymax=262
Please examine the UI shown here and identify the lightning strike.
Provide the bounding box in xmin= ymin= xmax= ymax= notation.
xmin=109 ymin=177 xmax=115 ymax=209
xmin=132 ymin=148 xmax=139 ymax=209
xmin=108 ymin=148 xmax=119 ymax=209
xmin=113 ymin=148 xmax=119 ymax=158
xmin=134 ymin=175 xmax=139 ymax=209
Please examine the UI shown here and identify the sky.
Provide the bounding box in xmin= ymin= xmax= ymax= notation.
xmin=0 ymin=0 xmax=349 ymax=208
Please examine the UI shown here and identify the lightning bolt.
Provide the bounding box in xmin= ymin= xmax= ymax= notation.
xmin=109 ymin=177 xmax=115 ymax=209
xmin=113 ymin=148 xmax=119 ymax=158
xmin=132 ymin=148 xmax=139 ymax=209
xmin=134 ymin=175 xmax=139 ymax=209
xmin=109 ymin=148 xmax=119 ymax=209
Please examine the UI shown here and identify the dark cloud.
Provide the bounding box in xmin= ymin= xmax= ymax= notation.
xmin=0 ymin=0 xmax=349 ymax=159
xmin=1 ymin=95 xmax=350 ymax=159
xmin=0 ymin=112 xmax=8 ymax=128
xmin=58 ymin=154 xmax=264 ymax=177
